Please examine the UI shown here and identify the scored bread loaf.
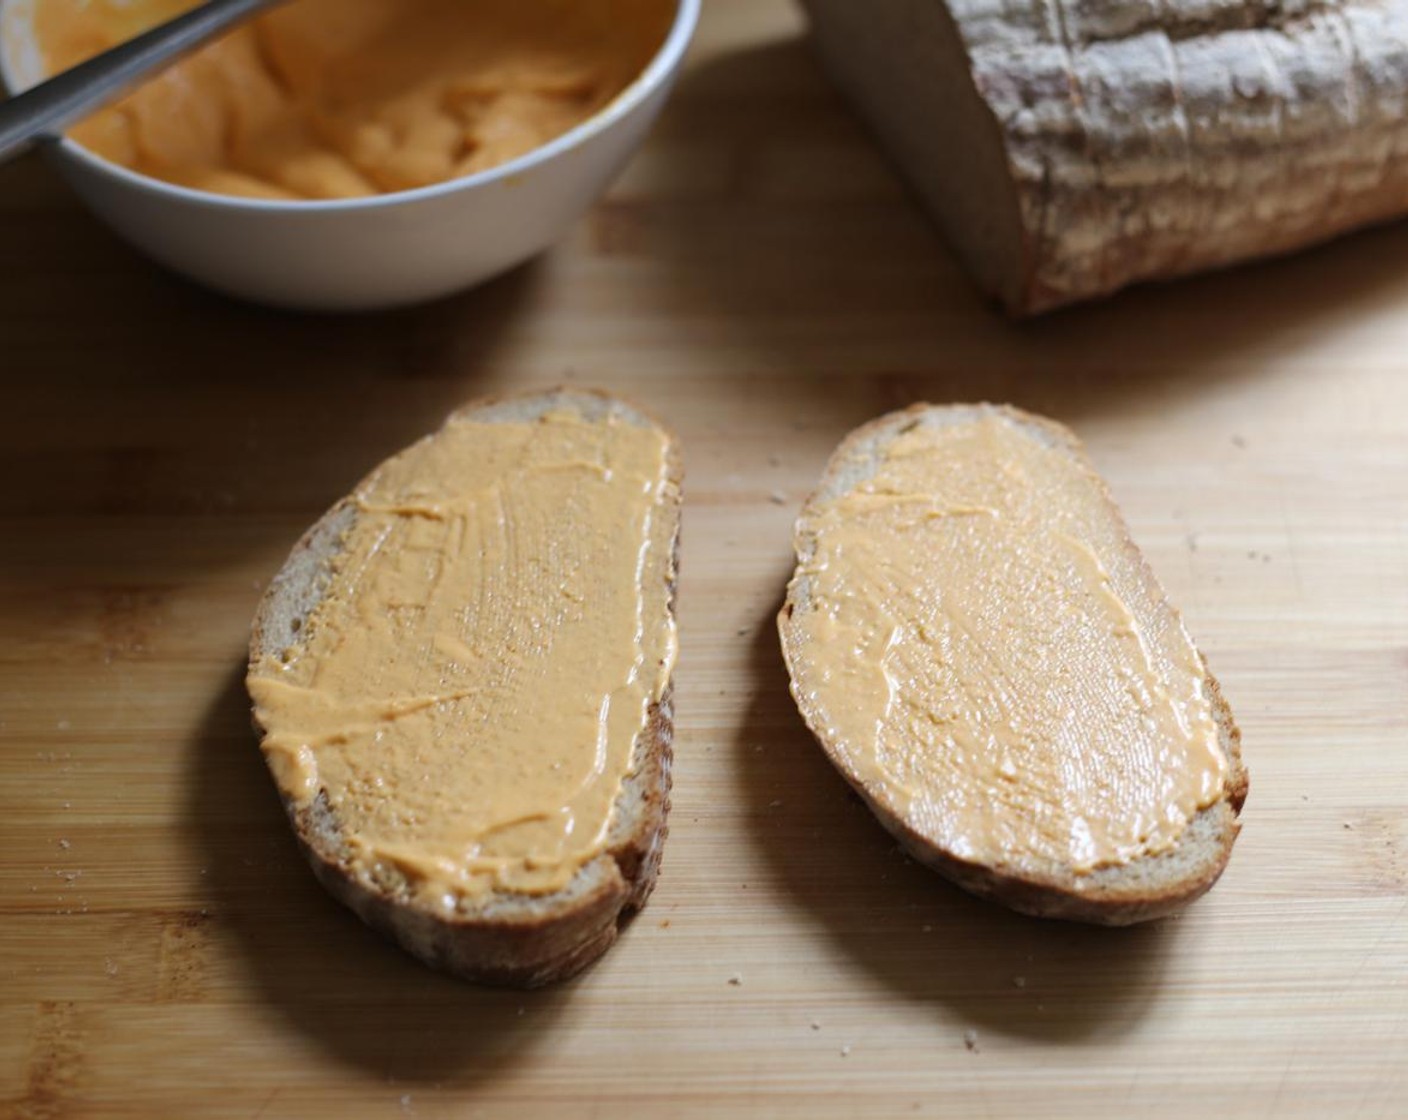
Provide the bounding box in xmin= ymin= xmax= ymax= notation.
xmin=778 ymin=404 xmax=1248 ymax=924
xmin=247 ymin=388 xmax=680 ymax=986
xmin=802 ymin=0 xmax=1408 ymax=313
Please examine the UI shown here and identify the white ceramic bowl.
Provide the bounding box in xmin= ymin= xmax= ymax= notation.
xmin=0 ymin=0 xmax=698 ymax=310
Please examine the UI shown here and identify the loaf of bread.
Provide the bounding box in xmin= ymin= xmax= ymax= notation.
xmin=247 ymin=388 xmax=680 ymax=985
xmin=803 ymin=0 xmax=1408 ymax=313
xmin=779 ymin=404 xmax=1248 ymax=923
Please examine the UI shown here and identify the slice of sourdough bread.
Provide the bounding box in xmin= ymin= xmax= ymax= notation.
xmin=778 ymin=404 xmax=1248 ymax=925
xmin=247 ymin=388 xmax=680 ymax=986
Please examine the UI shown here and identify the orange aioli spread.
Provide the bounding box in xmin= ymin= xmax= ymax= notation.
xmin=35 ymin=0 xmax=674 ymax=199
xmin=780 ymin=409 xmax=1229 ymax=876
xmin=247 ymin=407 xmax=678 ymax=911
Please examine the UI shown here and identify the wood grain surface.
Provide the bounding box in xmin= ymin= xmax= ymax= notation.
xmin=2 ymin=2 xmax=1405 ymax=1116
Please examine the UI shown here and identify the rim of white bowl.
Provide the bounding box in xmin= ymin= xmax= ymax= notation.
xmin=0 ymin=0 xmax=701 ymax=212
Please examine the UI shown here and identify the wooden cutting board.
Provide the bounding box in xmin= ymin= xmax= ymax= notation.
xmin=2 ymin=2 xmax=1405 ymax=1116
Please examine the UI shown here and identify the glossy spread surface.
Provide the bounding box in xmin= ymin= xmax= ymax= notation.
xmin=781 ymin=410 xmax=1228 ymax=876
xmin=248 ymin=407 xmax=677 ymax=910
xmin=37 ymin=0 xmax=673 ymax=200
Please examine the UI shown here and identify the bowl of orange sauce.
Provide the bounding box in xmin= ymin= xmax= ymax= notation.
xmin=0 ymin=0 xmax=697 ymax=309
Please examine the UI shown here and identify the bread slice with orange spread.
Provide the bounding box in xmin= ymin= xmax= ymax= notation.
xmin=779 ymin=404 xmax=1247 ymax=924
xmin=248 ymin=388 xmax=680 ymax=985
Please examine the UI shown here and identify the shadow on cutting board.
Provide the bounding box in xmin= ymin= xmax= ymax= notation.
xmin=735 ymin=611 xmax=1174 ymax=1043
xmin=649 ymin=36 xmax=1408 ymax=420
xmin=0 ymin=227 xmax=537 ymax=545
xmin=183 ymin=665 xmax=573 ymax=1085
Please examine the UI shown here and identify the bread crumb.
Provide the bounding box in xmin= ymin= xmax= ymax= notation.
xmin=58 ymin=839 xmax=70 ymax=851
xmin=840 ymin=1045 xmax=851 ymax=1057
xmin=1344 ymin=822 xmax=1354 ymax=830
xmin=769 ymin=491 xmax=788 ymax=505
xmin=56 ymin=719 xmax=71 ymax=731
xmin=104 ymin=958 xmax=119 ymax=978
xmin=769 ymin=800 xmax=783 ymax=809
xmin=736 ymin=626 xmax=750 ymax=636
xmin=810 ymin=1020 xmax=821 ymax=1031
xmin=963 ymin=1029 xmax=979 ymax=1053
xmin=659 ymin=919 xmax=671 ymax=929
xmin=1012 ymin=976 xmax=1026 ymax=989
xmin=728 ymin=974 xmax=742 ymax=986
xmin=399 ymin=1094 xmax=415 ymax=1115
